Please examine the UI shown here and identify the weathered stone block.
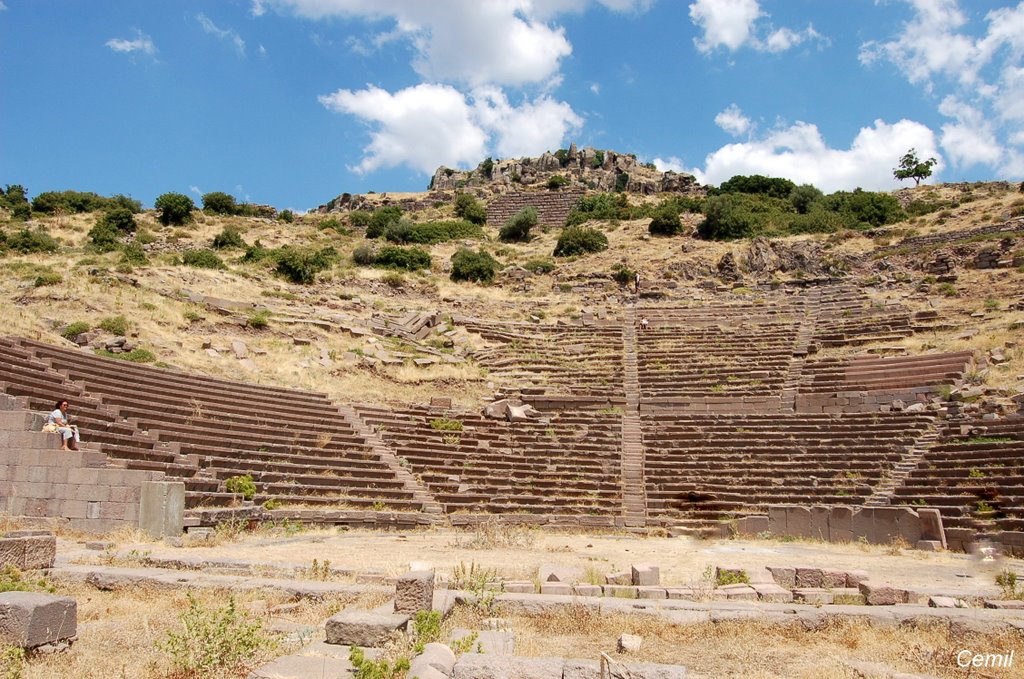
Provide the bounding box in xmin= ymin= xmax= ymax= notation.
xmin=631 ymin=564 xmax=659 ymax=586
xmin=736 ymin=515 xmax=769 ymax=536
xmin=603 ymin=585 xmax=638 ymax=599
xmin=539 ymin=583 xmax=571 ymax=596
xmin=637 ymin=587 xmax=667 ymax=600
xmin=786 ymin=507 xmax=812 ymax=538
xmin=572 ymin=584 xmax=602 ymax=597
xmin=563 ymin=659 xmax=687 ymax=679
xmin=395 ymin=570 xmax=434 ymax=615
xmin=917 ymin=508 xmax=946 ymax=548
xmin=324 ymin=610 xmax=409 ymax=646
xmin=821 ymin=569 xmax=848 ymax=589
xmin=870 ymin=508 xmax=899 ymax=545
xmin=851 ymin=507 xmax=873 ymax=543
xmin=751 ymin=584 xmax=793 ymax=603
xmin=794 ymin=588 xmax=833 ymax=605
xmin=0 ymin=592 xmax=77 ymax=649
xmin=503 ymin=581 xmax=534 ymax=594
xmin=795 ymin=567 xmax=823 ymax=588
xmin=767 ymin=506 xmax=789 ymax=536
xmin=831 ymin=589 xmax=866 ymax=605
xmin=858 ymin=581 xmax=908 ymax=606
xmin=138 ymin=481 xmax=184 ymax=539
xmin=828 ymin=506 xmax=854 ymax=543
xmin=809 ymin=506 xmax=830 ymax=541
xmin=894 ymin=507 xmax=922 ymax=545
xmin=605 ymin=571 xmax=631 ymax=585
xmin=767 ymin=566 xmax=796 ymax=588
xmin=415 ymin=642 xmax=456 ymax=675
xmin=618 ymin=633 xmax=642 ymax=653
xmin=452 ymin=655 xmax=564 ymax=679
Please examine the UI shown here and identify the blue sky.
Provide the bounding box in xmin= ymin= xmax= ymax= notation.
xmin=2 ymin=0 xmax=1023 ymax=211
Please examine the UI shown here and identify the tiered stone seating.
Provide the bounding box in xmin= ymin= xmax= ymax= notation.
xmin=0 ymin=338 xmax=191 ymax=477
xmin=355 ymin=404 xmax=622 ymax=516
xmin=635 ymin=302 xmax=801 ymax=410
xmin=464 ymin=321 xmax=624 ymax=400
xmin=13 ymin=339 xmax=422 ymax=512
xmin=810 ymin=287 xmax=915 ymax=347
xmin=893 ymin=416 xmax=1024 ymax=530
xmin=641 ymin=412 xmax=935 ymax=530
xmin=796 ymin=352 xmax=972 ymax=413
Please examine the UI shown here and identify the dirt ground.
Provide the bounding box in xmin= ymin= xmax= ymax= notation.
xmin=68 ymin=527 xmax=1022 ymax=599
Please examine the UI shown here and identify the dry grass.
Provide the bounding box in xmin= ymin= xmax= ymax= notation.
xmin=447 ymin=606 xmax=1024 ymax=678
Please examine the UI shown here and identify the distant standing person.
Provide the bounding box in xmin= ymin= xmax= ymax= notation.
xmin=634 ymin=271 xmax=641 ymax=293
xmin=45 ymin=399 xmax=80 ymax=451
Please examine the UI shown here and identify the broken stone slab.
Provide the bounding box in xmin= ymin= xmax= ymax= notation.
xmin=563 ymin=658 xmax=687 ymax=679
xmin=395 ymin=570 xmax=434 ymax=615
xmin=0 ymin=592 xmax=77 ymax=649
xmin=324 ymin=610 xmax=409 ymax=647
xmin=0 ymin=532 xmax=56 ymax=570
xmin=452 ymin=654 xmax=563 ymax=679
xmin=767 ymin=566 xmax=796 ymax=588
xmin=793 ymin=588 xmax=833 ymax=605
xmin=750 ymin=584 xmax=793 ymax=603
xmin=454 ymin=629 xmax=515 ymax=655
xmin=231 ymin=340 xmax=248 ymax=359
xmin=538 ymin=564 xmax=582 ymax=584
xmin=414 ymin=642 xmax=456 ymax=675
xmin=605 ymin=571 xmax=631 ymax=586
xmin=928 ymin=596 xmax=965 ymax=608
xmin=795 ymin=567 xmax=824 ymax=588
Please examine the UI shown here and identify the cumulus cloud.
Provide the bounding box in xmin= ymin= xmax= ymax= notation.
xmin=319 ymin=83 xmax=582 ymax=174
xmin=197 ymin=13 xmax=246 ymax=56
xmin=0 ymin=2 xmax=8 ymax=10
xmin=714 ymin=104 xmax=752 ymax=137
xmin=690 ymin=118 xmax=942 ymax=192
xmin=689 ymin=0 xmax=826 ymax=54
xmin=106 ymin=29 xmax=157 ymax=56
xmin=861 ymin=1 xmax=1024 ymax=178
xmin=653 ymin=156 xmax=707 ymax=183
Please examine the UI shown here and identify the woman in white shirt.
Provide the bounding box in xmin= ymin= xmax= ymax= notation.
xmin=45 ymin=399 xmax=80 ymax=451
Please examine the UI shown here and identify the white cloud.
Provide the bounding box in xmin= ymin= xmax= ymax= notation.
xmin=653 ymin=156 xmax=707 ymax=184
xmin=714 ymin=103 xmax=752 ymax=137
xmin=691 ymin=118 xmax=942 ymax=192
xmin=319 ymin=83 xmax=582 ymax=174
xmin=938 ymin=96 xmax=1003 ymax=167
xmin=106 ymin=29 xmax=157 ymax=56
xmin=689 ymin=0 xmax=825 ymax=54
xmin=689 ymin=0 xmax=761 ymax=53
xmin=590 ymin=82 xmax=600 ymax=94
xmin=472 ymin=86 xmax=583 ymax=159
xmin=189 ymin=185 xmax=202 ymax=196
xmin=197 ymin=13 xmax=246 ymax=56
xmin=0 ymin=2 xmax=8 ymax=10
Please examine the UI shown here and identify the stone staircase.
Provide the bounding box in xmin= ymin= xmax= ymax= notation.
xmin=780 ymin=296 xmax=817 ymax=413
xmin=864 ymin=418 xmax=941 ymax=507
xmin=621 ymin=307 xmax=646 ymax=529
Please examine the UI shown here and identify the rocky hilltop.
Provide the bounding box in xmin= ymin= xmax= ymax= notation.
xmin=429 ymin=144 xmax=703 ymax=196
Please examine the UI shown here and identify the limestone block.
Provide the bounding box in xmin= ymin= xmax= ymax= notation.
xmin=794 ymin=588 xmax=833 ymax=605
xmin=405 ymin=662 xmax=447 ymax=679
xmin=845 ymin=570 xmax=870 ymax=587
xmin=822 ymin=569 xmax=848 ymax=589
xmin=786 ymin=506 xmax=812 ymax=538
xmin=563 ymin=659 xmax=687 ymax=679
xmin=631 ymin=564 xmax=660 ymax=586
xmin=894 ymin=507 xmax=922 ymax=545
xmin=858 ymin=581 xmax=909 ymax=606
xmin=605 ymin=572 xmax=631 ymax=585
xmin=767 ymin=506 xmax=788 ymax=535
xmin=395 ymin=570 xmax=434 ymax=615
xmin=416 ymin=642 xmax=456 ymax=675
xmin=249 ymin=654 xmax=354 ymax=678
xmin=138 ymin=481 xmax=185 ymax=539
xmin=870 ymin=508 xmax=899 ymax=545
xmin=736 ymin=515 xmax=769 ymax=536
xmin=809 ymin=506 xmax=830 ymax=541
xmin=637 ymin=587 xmax=667 ymax=600
xmin=618 ymin=633 xmax=642 ymax=653
xmin=452 ymin=655 xmax=564 ymax=679
xmin=539 ymin=583 xmax=571 ymax=596
xmin=324 ymin=610 xmax=409 ymax=647
xmin=0 ymin=592 xmax=77 ymax=649
xmin=603 ymin=585 xmax=638 ymax=599
xmin=572 ymin=584 xmax=602 ymax=597
xmin=917 ymin=540 xmax=943 ymax=552
xmin=503 ymin=581 xmax=535 ymax=594
xmin=851 ymin=507 xmax=873 ymax=543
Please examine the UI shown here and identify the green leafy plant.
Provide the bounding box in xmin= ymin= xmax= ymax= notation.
xmin=547 ymin=174 xmax=569 ymax=190
xmin=225 ymin=474 xmax=257 ymax=500
xmin=349 ymin=646 xmax=410 ymax=679
xmin=554 ymin=225 xmax=608 ymax=257
xmin=182 ymin=248 xmax=226 ymax=270
xmin=202 ymin=191 xmax=237 ymax=215
xmin=33 ymin=271 xmax=62 ymax=287
xmin=611 ymin=263 xmax=635 ymax=286
xmin=154 ymin=192 xmax=195 ymax=226
xmin=523 ymin=258 xmax=556 ymax=274
xmin=499 ymin=207 xmax=537 ymax=242
xmin=158 ymin=593 xmax=274 ymax=675
xmin=248 ymin=310 xmax=270 ymax=329
xmin=451 ymin=247 xmax=498 ymax=283
xmin=278 ymin=209 xmax=295 ymax=223
xmin=95 ymin=347 xmax=156 ymax=363
xmin=0 ymin=565 xmax=56 ymax=594
xmin=274 ymin=246 xmax=337 ymax=284
xmin=212 ymin=226 xmax=246 ymax=249
xmin=6 ymin=227 xmax=59 ymax=254
xmin=454 ymin=192 xmax=487 ymax=225
xmin=98 ymin=315 xmax=129 ymax=336
xmin=648 ymin=206 xmax=683 ymax=236
xmin=430 ymin=417 xmax=463 ymax=431
xmin=715 ymin=569 xmax=750 ymax=586
xmin=352 ymin=243 xmax=377 ymax=266
xmin=61 ymin=321 xmax=90 ymax=340
xmin=374 ymin=245 xmax=431 ymax=271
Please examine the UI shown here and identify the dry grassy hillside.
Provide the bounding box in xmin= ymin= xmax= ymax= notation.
xmin=1 ymin=181 xmax=1022 ymax=407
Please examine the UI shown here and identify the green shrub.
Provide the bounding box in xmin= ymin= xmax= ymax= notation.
xmin=823 ymin=189 xmax=905 ymax=228
xmin=450 ymin=248 xmax=498 ymax=283
xmin=716 ymin=569 xmax=750 ymax=586
xmin=31 ymin=190 xmax=109 ymax=214
xmin=275 ymin=246 xmax=337 ymax=284
xmin=98 ymin=207 xmax=137 ymax=234
xmin=248 ymin=310 xmax=270 ymax=329
xmin=789 ymin=184 xmax=824 ymax=214
xmin=99 ymin=315 xmax=129 ymax=335
xmin=592 ymin=149 xmax=605 ymax=168
xmin=0 ymin=564 xmax=56 ymax=594
xmin=614 ymin=172 xmax=629 ymax=193
xmin=499 ymin=207 xmax=537 ymax=242
xmin=787 ymin=208 xmax=846 ymax=234
xmin=96 ymin=347 xmax=156 ymax=363
xmin=349 ymin=646 xmax=409 ymax=679
xmin=34 ymin=271 xmax=62 ymax=287
xmin=715 ymin=174 xmax=797 ymax=199
xmin=158 ymin=593 xmax=273 ymax=675
xmin=225 ymin=474 xmax=257 ymax=500
xmin=278 ymin=209 xmax=295 ymax=223
xmin=202 ymin=191 xmax=237 ymax=215
xmin=212 ymin=226 xmax=246 ymax=249
xmin=320 ymin=217 xmax=347 ymax=234
xmin=479 ymin=157 xmax=495 ymax=179
xmin=182 ymin=248 xmax=226 ymax=270
xmin=454 ymin=193 xmax=487 ymax=225
xmin=648 ymin=207 xmax=682 ymax=236
xmin=1 ymin=184 xmax=32 ymax=220
xmin=348 ymin=210 xmax=372 ymax=228
xmin=381 ymin=271 xmax=405 ymax=288
xmin=365 ymin=206 xmax=403 ymax=238
xmin=120 ymin=242 xmax=149 ymax=266
xmin=154 ymin=192 xmax=195 ymax=226
xmin=611 ymin=263 xmax=635 ymax=286
xmin=135 ymin=229 xmax=156 ymax=245
xmin=387 ymin=219 xmax=484 ymax=244
xmin=523 ymin=258 xmax=556 ymax=274
xmin=554 ymin=226 xmax=608 ymax=257
xmin=374 ymin=246 xmax=431 ymax=271
xmin=109 ymin=194 xmax=143 ymax=213
xmin=242 ymin=240 xmax=276 ymax=263
xmin=352 ymin=243 xmax=377 ymax=266
xmin=6 ymin=227 xmax=59 ymax=254
xmin=698 ymin=194 xmax=763 ymax=240
xmin=565 ymin=193 xmax=631 ymax=226
xmin=88 ymin=222 xmax=122 ymax=252
xmin=61 ymin=321 xmax=90 ymax=340
xmin=547 ymin=174 xmax=569 ymax=190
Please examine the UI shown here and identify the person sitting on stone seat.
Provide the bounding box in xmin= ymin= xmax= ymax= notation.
xmin=44 ymin=399 xmax=80 ymax=451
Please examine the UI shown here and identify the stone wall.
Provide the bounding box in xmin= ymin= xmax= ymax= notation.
xmin=0 ymin=447 xmax=161 ymax=533
xmin=795 ymin=387 xmax=939 ymax=414
xmin=486 ymin=190 xmax=584 ymax=228
xmin=735 ymin=505 xmax=934 ymax=547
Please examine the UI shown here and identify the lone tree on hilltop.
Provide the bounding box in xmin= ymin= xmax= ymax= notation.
xmin=893 ymin=148 xmax=937 ymax=186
